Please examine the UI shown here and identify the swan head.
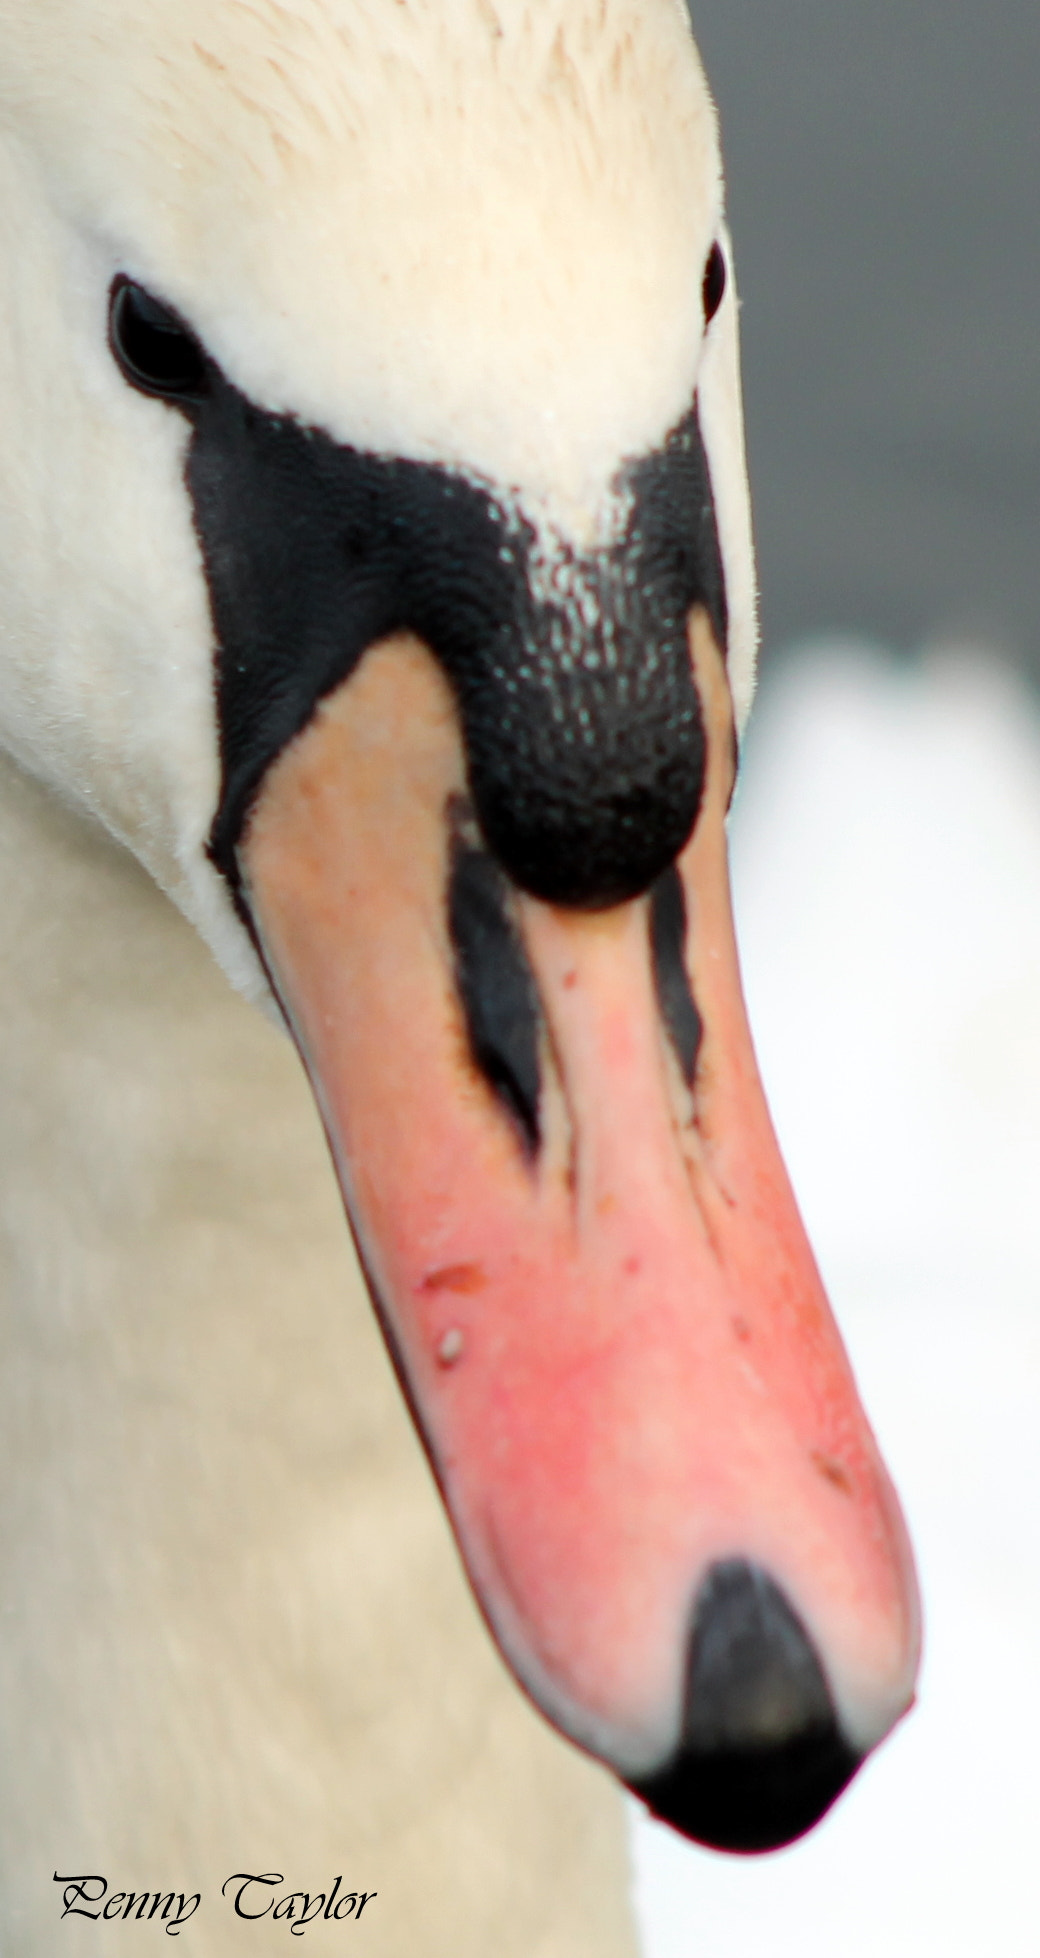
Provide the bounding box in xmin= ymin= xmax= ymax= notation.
xmin=0 ymin=0 xmax=918 ymax=1850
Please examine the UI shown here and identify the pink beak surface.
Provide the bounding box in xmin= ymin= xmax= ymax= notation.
xmin=240 ymin=613 xmax=920 ymax=1852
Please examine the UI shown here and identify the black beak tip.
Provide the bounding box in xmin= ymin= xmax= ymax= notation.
xmin=628 ymin=1559 xmax=863 ymax=1854
xmin=629 ymin=1716 xmax=861 ymax=1854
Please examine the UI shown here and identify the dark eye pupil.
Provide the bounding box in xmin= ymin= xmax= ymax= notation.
xmin=702 ymin=242 xmax=727 ymax=324
xmin=109 ymin=278 xmax=208 ymax=399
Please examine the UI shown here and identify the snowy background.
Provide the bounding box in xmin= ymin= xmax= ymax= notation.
xmin=631 ymin=643 xmax=1040 ymax=1956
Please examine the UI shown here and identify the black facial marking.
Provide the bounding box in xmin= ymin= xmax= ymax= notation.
xmin=109 ymin=280 xmax=728 ymax=912
xmin=448 ymin=808 xmax=542 ymax=1153
xmin=650 ymin=866 xmax=701 ymax=1085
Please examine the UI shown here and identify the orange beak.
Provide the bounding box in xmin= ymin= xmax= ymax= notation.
xmin=239 ymin=610 xmax=919 ymax=1852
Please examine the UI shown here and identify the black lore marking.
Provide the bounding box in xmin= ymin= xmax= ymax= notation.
xmin=448 ymin=807 xmax=542 ymax=1153
xmin=107 ymin=281 xmax=728 ymax=910
xmin=650 ymin=866 xmax=701 ymax=1085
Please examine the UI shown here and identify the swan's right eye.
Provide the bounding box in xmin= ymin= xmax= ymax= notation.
xmin=702 ymin=241 xmax=727 ymax=324
xmin=109 ymin=278 xmax=209 ymax=401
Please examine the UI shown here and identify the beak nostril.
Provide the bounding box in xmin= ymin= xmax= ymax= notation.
xmin=629 ymin=1560 xmax=861 ymax=1853
xmin=649 ymin=864 xmax=701 ymax=1085
xmin=447 ymin=820 xmax=543 ymax=1153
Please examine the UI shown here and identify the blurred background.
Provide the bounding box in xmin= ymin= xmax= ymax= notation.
xmin=692 ymin=0 xmax=1040 ymax=664
xmin=632 ymin=6 xmax=1040 ymax=1953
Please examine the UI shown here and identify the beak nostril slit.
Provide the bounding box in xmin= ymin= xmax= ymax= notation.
xmin=650 ymin=865 xmax=701 ymax=1085
xmin=447 ymin=819 xmax=542 ymax=1154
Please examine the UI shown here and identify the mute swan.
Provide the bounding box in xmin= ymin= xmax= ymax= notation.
xmin=0 ymin=2 xmax=919 ymax=1950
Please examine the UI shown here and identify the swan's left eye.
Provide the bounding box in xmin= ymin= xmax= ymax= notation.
xmin=702 ymin=242 xmax=727 ymax=324
xmin=109 ymin=278 xmax=209 ymax=400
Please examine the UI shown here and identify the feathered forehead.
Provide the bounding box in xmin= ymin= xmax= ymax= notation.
xmin=0 ymin=0 xmax=722 ymax=523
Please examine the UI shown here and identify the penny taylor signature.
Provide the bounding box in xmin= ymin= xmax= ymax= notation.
xmin=54 ymin=1870 xmax=378 ymax=1935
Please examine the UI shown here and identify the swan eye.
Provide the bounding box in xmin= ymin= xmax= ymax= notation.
xmin=109 ymin=278 xmax=208 ymax=400
xmin=702 ymin=241 xmax=727 ymax=324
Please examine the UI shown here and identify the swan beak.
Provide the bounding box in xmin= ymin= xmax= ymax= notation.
xmin=239 ymin=610 xmax=920 ymax=1854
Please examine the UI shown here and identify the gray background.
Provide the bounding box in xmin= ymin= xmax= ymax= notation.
xmin=686 ymin=1 xmax=1040 ymax=671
